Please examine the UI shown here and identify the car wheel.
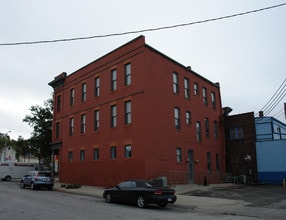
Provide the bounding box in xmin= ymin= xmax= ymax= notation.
xmin=137 ymin=196 xmax=146 ymax=208
xmin=31 ymin=182 xmax=36 ymax=190
xmin=20 ymin=181 xmax=25 ymax=189
xmin=5 ymin=176 xmax=11 ymax=181
xmin=159 ymin=202 xmax=167 ymax=208
xmin=105 ymin=193 xmax=112 ymax=203
xmin=48 ymin=186 xmax=53 ymax=191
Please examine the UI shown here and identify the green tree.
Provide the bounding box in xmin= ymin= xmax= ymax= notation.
xmin=23 ymin=99 xmax=53 ymax=165
xmin=16 ymin=136 xmax=30 ymax=162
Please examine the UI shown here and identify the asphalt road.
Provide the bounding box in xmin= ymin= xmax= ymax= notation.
xmin=183 ymin=184 xmax=286 ymax=208
xmin=0 ymin=180 xmax=261 ymax=220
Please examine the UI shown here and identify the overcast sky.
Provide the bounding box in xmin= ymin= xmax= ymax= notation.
xmin=1 ymin=0 xmax=285 ymax=140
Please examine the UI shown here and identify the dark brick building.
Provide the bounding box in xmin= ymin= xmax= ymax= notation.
xmin=224 ymin=111 xmax=258 ymax=183
xmin=49 ymin=36 xmax=225 ymax=187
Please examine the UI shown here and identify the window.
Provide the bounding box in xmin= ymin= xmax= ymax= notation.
xmin=56 ymin=95 xmax=61 ymax=112
xmin=69 ymin=118 xmax=74 ymax=136
xmin=186 ymin=111 xmax=191 ymax=125
xmin=70 ymin=88 xmax=75 ymax=106
xmin=94 ymin=77 xmax=100 ymax=97
xmin=202 ymin=87 xmax=207 ymax=105
xmin=194 ymin=83 xmax=199 ymax=95
xmin=125 ymin=101 xmax=131 ymax=125
xmin=80 ymin=149 xmax=85 ymax=161
xmin=173 ymin=72 xmax=179 ymax=94
xmin=207 ymin=152 xmax=211 ymax=172
xmin=110 ymin=146 xmax=116 ymax=159
xmin=56 ymin=122 xmax=60 ymax=139
xmin=68 ymin=151 xmax=73 ymax=162
xmin=124 ymin=63 xmax=131 ymax=86
xmin=216 ymin=154 xmax=220 ymax=172
xmin=184 ymin=78 xmax=190 ymax=98
xmin=230 ymin=127 xmax=244 ymax=140
xmin=93 ymin=148 xmax=99 ymax=160
xmin=94 ymin=110 xmax=99 ymax=131
xmin=176 ymin=147 xmax=182 ymax=163
xmin=119 ymin=181 xmax=136 ymax=188
xmin=211 ymin=92 xmax=216 ymax=109
xmin=80 ymin=114 xmax=86 ymax=134
xmin=204 ymin=117 xmax=209 ymax=137
xmin=81 ymin=83 xmax=86 ymax=102
xmin=174 ymin=107 xmax=180 ymax=129
xmin=214 ymin=121 xmax=218 ymax=138
xmin=111 ymin=105 xmax=117 ymax=128
xmin=124 ymin=144 xmax=132 ymax=158
xmin=111 ymin=69 xmax=117 ymax=91
xmin=196 ymin=121 xmax=202 ymax=142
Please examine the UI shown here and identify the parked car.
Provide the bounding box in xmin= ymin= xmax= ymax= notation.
xmin=103 ymin=179 xmax=177 ymax=208
xmin=20 ymin=171 xmax=54 ymax=190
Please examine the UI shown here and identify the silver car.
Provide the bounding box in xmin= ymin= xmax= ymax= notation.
xmin=20 ymin=171 xmax=54 ymax=190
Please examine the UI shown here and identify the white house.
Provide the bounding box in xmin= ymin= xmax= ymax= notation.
xmin=0 ymin=146 xmax=16 ymax=161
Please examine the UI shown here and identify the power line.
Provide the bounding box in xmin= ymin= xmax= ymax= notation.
xmin=256 ymin=78 xmax=286 ymax=116
xmin=1 ymin=2 xmax=286 ymax=46
xmin=263 ymin=86 xmax=286 ymax=116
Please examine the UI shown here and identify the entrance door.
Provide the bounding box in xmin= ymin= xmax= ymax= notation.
xmin=188 ymin=150 xmax=194 ymax=184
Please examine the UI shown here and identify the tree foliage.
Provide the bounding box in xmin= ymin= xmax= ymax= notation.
xmin=23 ymin=99 xmax=53 ymax=164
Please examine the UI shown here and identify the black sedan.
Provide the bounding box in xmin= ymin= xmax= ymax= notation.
xmin=103 ymin=179 xmax=177 ymax=208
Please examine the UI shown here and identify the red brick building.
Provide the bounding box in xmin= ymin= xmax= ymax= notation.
xmin=49 ymin=36 xmax=225 ymax=187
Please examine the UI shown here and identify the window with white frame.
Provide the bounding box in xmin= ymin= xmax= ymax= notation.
xmin=111 ymin=105 xmax=117 ymax=128
xmin=184 ymin=77 xmax=190 ymax=98
xmin=94 ymin=77 xmax=100 ymax=97
xmin=94 ymin=110 xmax=99 ymax=131
xmin=80 ymin=149 xmax=85 ymax=161
xmin=124 ymin=144 xmax=132 ymax=158
xmin=111 ymin=69 xmax=117 ymax=91
xmin=125 ymin=101 xmax=131 ymax=125
xmin=70 ymin=88 xmax=75 ymax=106
xmin=124 ymin=63 xmax=131 ymax=86
xmin=81 ymin=114 xmax=86 ymax=134
xmin=173 ymin=72 xmax=179 ymax=94
xmin=176 ymin=147 xmax=182 ymax=163
xmin=69 ymin=117 xmax=74 ymax=136
xmin=202 ymin=87 xmax=207 ymax=105
xmin=211 ymin=92 xmax=216 ymax=109
xmin=194 ymin=82 xmax=199 ymax=95
xmin=81 ymin=83 xmax=86 ymax=102
xmin=174 ymin=107 xmax=180 ymax=129
xmin=196 ymin=121 xmax=202 ymax=142
xmin=186 ymin=111 xmax=191 ymax=125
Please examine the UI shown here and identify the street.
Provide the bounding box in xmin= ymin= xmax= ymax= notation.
xmin=0 ymin=181 xmax=259 ymax=220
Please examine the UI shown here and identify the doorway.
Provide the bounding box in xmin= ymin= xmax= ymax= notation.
xmin=188 ymin=149 xmax=194 ymax=184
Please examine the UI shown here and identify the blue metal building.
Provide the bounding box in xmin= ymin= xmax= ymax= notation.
xmin=255 ymin=114 xmax=286 ymax=184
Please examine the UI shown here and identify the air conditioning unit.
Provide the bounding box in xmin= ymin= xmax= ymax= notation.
xmin=239 ymin=175 xmax=247 ymax=184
